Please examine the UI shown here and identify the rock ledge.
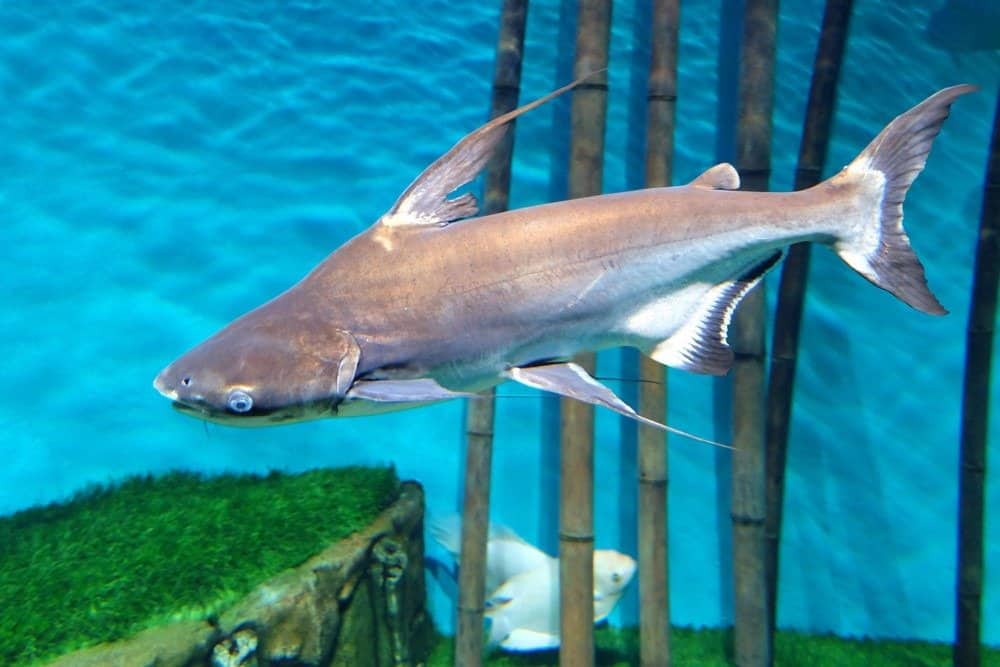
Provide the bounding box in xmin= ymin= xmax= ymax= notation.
xmin=46 ymin=481 xmax=432 ymax=667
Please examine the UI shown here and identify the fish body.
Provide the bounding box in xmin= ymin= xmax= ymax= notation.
xmin=485 ymin=550 xmax=636 ymax=651
xmin=431 ymin=518 xmax=636 ymax=651
xmin=305 ymin=185 xmax=829 ymax=384
xmin=153 ymin=81 xmax=973 ymax=432
xmin=430 ymin=516 xmax=552 ymax=594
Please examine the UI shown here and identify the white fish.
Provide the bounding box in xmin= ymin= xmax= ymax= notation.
xmin=485 ymin=550 xmax=637 ymax=651
xmin=431 ymin=516 xmax=552 ymax=594
xmin=431 ymin=517 xmax=637 ymax=651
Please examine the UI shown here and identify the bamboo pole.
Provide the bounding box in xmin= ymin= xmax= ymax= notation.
xmin=560 ymin=2 xmax=611 ymax=665
xmin=763 ymin=0 xmax=852 ymax=655
xmin=638 ymin=1 xmax=679 ymax=665
xmin=954 ymin=89 xmax=1000 ymax=667
xmin=730 ymin=0 xmax=777 ymax=665
xmin=454 ymin=2 xmax=528 ymax=665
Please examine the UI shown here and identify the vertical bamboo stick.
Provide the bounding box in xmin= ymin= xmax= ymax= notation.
xmin=560 ymin=2 xmax=611 ymax=665
xmin=954 ymin=89 xmax=1000 ymax=667
xmin=730 ymin=0 xmax=777 ymax=665
xmin=638 ymin=1 xmax=679 ymax=665
xmin=763 ymin=1 xmax=852 ymax=655
xmin=454 ymin=2 xmax=528 ymax=666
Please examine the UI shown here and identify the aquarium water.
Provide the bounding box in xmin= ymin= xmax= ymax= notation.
xmin=1 ymin=0 xmax=998 ymax=645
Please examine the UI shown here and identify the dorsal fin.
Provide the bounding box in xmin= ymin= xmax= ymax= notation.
xmin=379 ymin=73 xmax=603 ymax=228
xmin=689 ymin=163 xmax=740 ymax=190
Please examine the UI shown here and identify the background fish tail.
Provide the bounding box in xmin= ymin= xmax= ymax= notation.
xmin=832 ymin=84 xmax=976 ymax=315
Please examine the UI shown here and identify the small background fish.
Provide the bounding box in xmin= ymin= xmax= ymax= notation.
xmin=431 ymin=517 xmax=637 ymax=651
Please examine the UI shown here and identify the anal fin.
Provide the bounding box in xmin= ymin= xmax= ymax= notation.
xmin=650 ymin=250 xmax=783 ymax=375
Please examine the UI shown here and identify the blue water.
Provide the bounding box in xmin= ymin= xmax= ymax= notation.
xmin=1 ymin=0 xmax=998 ymax=645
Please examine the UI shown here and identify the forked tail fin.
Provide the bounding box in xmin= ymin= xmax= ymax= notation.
xmin=833 ymin=84 xmax=976 ymax=315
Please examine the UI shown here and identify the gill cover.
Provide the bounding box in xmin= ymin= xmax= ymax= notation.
xmin=329 ymin=327 xmax=362 ymax=398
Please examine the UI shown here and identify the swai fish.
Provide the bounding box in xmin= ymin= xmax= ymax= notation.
xmin=431 ymin=517 xmax=636 ymax=651
xmin=153 ymin=79 xmax=973 ymax=434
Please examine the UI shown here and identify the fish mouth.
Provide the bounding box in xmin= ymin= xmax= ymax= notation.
xmin=170 ymin=399 xmax=210 ymax=417
xmin=153 ymin=371 xmax=327 ymax=426
xmin=152 ymin=379 xmax=223 ymax=422
xmin=169 ymin=399 xmax=252 ymax=426
xmin=153 ymin=374 xmax=225 ymax=421
xmin=169 ymin=397 xmax=315 ymax=427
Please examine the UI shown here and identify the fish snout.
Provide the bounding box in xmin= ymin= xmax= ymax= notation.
xmin=153 ymin=368 xmax=178 ymax=400
xmin=621 ymin=555 xmax=637 ymax=584
xmin=153 ymin=368 xmax=216 ymax=419
xmin=153 ymin=365 xmax=204 ymax=408
xmin=594 ymin=549 xmax=638 ymax=593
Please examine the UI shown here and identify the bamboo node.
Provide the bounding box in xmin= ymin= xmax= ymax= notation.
xmin=558 ymin=531 xmax=595 ymax=543
xmin=638 ymin=475 xmax=668 ymax=487
xmin=576 ymin=81 xmax=610 ymax=92
xmin=730 ymin=513 xmax=765 ymax=526
xmin=493 ymin=83 xmax=520 ymax=96
xmin=960 ymin=461 xmax=986 ymax=474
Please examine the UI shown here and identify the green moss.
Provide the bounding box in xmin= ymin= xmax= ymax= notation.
xmin=426 ymin=626 xmax=1000 ymax=666
xmin=0 ymin=466 xmax=399 ymax=666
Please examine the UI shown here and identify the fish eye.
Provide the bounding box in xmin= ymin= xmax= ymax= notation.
xmin=226 ymin=390 xmax=254 ymax=413
xmin=181 ymin=376 xmax=192 ymax=387
xmin=611 ymin=572 xmax=622 ymax=584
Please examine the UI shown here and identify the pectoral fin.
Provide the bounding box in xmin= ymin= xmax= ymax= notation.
xmin=505 ymin=362 xmax=728 ymax=448
xmin=346 ymin=378 xmax=476 ymax=403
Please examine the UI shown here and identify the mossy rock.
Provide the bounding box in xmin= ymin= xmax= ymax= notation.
xmin=43 ymin=619 xmax=217 ymax=667
xmin=1 ymin=468 xmax=431 ymax=666
xmin=211 ymin=480 xmax=433 ymax=666
xmin=44 ymin=480 xmax=431 ymax=667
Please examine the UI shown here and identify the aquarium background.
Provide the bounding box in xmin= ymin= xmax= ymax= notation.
xmin=1 ymin=0 xmax=998 ymax=646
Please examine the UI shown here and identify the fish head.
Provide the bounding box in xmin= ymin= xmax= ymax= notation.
xmin=153 ymin=306 xmax=361 ymax=426
xmin=593 ymin=549 xmax=637 ymax=596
